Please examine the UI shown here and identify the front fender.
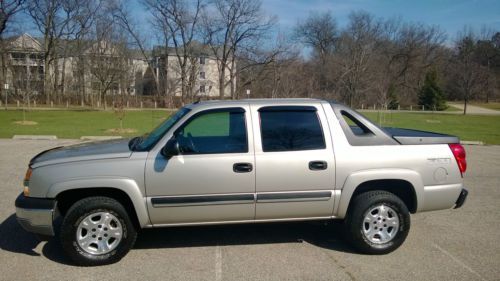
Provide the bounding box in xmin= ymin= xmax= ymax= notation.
xmin=47 ymin=177 xmax=150 ymax=227
xmin=334 ymin=169 xmax=424 ymax=218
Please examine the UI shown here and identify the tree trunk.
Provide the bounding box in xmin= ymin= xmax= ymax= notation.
xmin=463 ymin=95 xmax=467 ymax=115
xmin=0 ymin=48 xmax=5 ymax=107
xmin=44 ymin=58 xmax=51 ymax=104
xmin=230 ymin=58 xmax=236 ymax=99
xmin=164 ymin=53 xmax=169 ymax=104
xmin=53 ymin=59 xmax=60 ymax=103
xmin=219 ymin=64 xmax=226 ymax=98
xmin=181 ymin=74 xmax=186 ymax=105
xmin=61 ymin=57 xmax=67 ymax=98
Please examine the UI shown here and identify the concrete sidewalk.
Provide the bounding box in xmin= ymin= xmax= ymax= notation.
xmin=448 ymin=103 xmax=500 ymax=115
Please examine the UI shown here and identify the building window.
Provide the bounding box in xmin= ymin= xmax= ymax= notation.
xmin=11 ymin=52 xmax=25 ymax=61
xmin=200 ymin=85 xmax=205 ymax=93
xmin=199 ymin=71 xmax=205 ymax=79
xmin=200 ymin=56 xmax=205 ymax=65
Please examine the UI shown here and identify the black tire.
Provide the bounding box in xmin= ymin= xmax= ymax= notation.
xmin=60 ymin=196 xmax=137 ymax=266
xmin=344 ymin=191 xmax=410 ymax=254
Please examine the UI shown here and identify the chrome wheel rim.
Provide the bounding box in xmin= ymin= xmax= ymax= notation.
xmin=76 ymin=212 xmax=123 ymax=255
xmin=362 ymin=204 xmax=399 ymax=244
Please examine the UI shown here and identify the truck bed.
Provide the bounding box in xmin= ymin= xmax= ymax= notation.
xmin=383 ymin=127 xmax=459 ymax=145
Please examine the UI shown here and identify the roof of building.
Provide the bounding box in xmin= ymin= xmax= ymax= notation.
xmin=5 ymin=33 xmax=208 ymax=61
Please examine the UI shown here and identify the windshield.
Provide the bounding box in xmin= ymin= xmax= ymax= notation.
xmin=133 ymin=107 xmax=191 ymax=151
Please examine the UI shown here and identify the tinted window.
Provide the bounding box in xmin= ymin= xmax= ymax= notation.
xmin=260 ymin=108 xmax=325 ymax=152
xmin=341 ymin=110 xmax=373 ymax=136
xmin=135 ymin=107 xmax=191 ymax=151
xmin=175 ymin=109 xmax=247 ymax=154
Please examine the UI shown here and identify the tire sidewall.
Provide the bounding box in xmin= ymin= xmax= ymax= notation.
xmin=347 ymin=191 xmax=410 ymax=254
xmin=358 ymin=199 xmax=408 ymax=252
xmin=60 ymin=198 xmax=136 ymax=266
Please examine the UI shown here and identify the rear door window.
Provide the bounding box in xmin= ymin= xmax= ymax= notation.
xmin=259 ymin=106 xmax=325 ymax=152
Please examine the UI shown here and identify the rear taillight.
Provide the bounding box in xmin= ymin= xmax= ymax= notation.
xmin=449 ymin=144 xmax=467 ymax=177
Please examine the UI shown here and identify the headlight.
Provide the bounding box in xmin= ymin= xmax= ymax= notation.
xmin=23 ymin=168 xmax=32 ymax=196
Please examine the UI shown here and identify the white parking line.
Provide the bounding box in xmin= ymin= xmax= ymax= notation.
xmin=433 ymin=243 xmax=486 ymax=281
xmin=215 ymin=245 xmax=222 ymax=281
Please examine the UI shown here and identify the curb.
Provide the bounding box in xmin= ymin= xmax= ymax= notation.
xmin=80 ymin=136 xmax=123 ymax=141
xmin=460 ymin=141 xmax=484 ymax=145
xmin=13 ymin=135 xmax=58 ymax=140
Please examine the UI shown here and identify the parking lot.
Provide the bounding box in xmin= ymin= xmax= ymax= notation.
xmin=0 ymin=139 xmax=499 ymax=281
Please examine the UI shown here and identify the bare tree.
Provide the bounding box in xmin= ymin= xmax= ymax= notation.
xmin=0 ymin=0 xmax=24 ymax=36
xmin=371 ymin=19 xmax=446 ymax=108
xmin=26 ymin=0 xmax=89 ymax=104
xmin=0 ymin=0 xmax=25 ymax=103
xmin=474 ymin=29 xmax=499 ymax=103
xmin=335 ymin=11 xmax=382 ymax=107
xmin=143 ymin=0 xmax=203 ymax=104
xmin=293 ymin=11 xmax=337 ymax=93
xmin=112 ymin=1 xmax=164 ymax=103
xmin=451 ymin=29 xmax=488 ymax=114
xmin=87 ymin=18 xmax=129 ymax=109
xmin=57 ymin=0 xmax=98 ymax=101
xmin=293 ymin=11 xmax=337 ymax=61
xmin=203 ymin=0 xmax=275 ymax=99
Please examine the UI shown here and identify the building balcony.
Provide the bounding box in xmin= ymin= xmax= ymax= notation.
xmin=10 ymin=59 xmax=44 ymax=67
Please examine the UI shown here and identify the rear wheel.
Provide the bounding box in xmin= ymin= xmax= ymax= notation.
xmin=60 ymin=196 xmax=137 ymax=266
xmin=345 ymin=191 xmax=410 ymax=254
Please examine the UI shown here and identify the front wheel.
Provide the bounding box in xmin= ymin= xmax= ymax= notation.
xmin=60 ymin=196 xmax=137 ymax=266
xmin=345 ymin=191 xmax=410 ymax=254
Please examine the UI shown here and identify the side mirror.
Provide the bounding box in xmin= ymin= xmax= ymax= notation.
xmin=161 ymin=138 xmax=179 ymax=158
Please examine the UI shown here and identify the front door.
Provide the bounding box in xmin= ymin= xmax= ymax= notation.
xmin=145 ymin=106 xmax=255 ymax=225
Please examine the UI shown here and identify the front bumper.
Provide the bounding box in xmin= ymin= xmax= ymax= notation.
xmin=454 ymin=188 xmax=468 ymax=209
xmin=15 ymin=193 xmax=56 ymax=236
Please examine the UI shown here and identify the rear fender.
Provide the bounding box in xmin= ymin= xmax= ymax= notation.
xmin=335 ymin=169 xmax=424 ymax=218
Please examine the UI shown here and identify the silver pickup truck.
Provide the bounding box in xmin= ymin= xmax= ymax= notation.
xmin=15 ymin=99 xmax=468 ymax=266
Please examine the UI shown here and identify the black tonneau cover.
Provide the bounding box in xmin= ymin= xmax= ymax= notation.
xmin=383 ymin=127 xmax=459 ymax=145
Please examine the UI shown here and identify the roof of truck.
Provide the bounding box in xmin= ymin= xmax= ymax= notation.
xmin=189 ymin=98 xmax=330 ymax=108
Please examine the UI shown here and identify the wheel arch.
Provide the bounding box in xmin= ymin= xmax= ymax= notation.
xmin=335 ymin=169 xmax=424 ymax=218
xmin=48 ymin=178 xmax=150 ymax=227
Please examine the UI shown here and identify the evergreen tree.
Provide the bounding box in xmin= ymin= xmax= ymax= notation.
xmin=418 ymin=69 xmax=447 ymax=111
xmin=387 ymin=84 xmax=399 ymax=110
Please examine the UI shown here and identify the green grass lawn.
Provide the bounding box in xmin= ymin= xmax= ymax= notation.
xmin=362 ymin=111 xmax=500 ymax=144
xmin=1 ymin=109 xmax=499 ymax=144
xmin=0 ymin=109 xmax=173 ymax=139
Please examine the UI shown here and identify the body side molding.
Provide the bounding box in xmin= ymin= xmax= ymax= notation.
xmin=151 ymin=193 xmax=255 ymax=207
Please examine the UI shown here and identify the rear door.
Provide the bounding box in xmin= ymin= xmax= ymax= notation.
xmin=252 ymin=104 xmax=336 ymax=219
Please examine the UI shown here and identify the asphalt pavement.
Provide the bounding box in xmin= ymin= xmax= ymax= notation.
xmin=0 ymin=139 xmax=499 ymax=281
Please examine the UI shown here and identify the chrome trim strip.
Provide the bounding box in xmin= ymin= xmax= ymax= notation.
xmin=15 ymin=207 xmax=55 ymax=236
